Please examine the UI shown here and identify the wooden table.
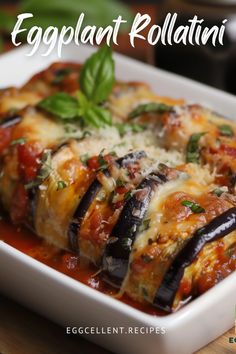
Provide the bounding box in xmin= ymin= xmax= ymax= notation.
xmin=0 ymin=295 xmax=235 ymax=354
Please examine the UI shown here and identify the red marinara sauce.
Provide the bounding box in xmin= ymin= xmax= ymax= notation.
xmin=9 ymin=141 xmax=43 ymax=224
xmin=0 ymin=218 xmax=164 ymax=316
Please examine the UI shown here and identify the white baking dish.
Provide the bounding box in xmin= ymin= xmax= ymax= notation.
xmin=0 ymin=44 xmax=236 ymax=354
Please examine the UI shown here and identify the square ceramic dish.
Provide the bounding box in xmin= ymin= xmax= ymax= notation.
xmin=0 ymin=44 xmax=236 ymax=354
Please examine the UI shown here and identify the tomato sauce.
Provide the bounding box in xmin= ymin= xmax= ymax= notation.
xmin=0 ymin=218 xmax=164 ymax=316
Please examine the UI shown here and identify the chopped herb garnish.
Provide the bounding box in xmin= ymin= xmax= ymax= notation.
xmin=57 ymin=180 xmax=68 ymax=191
xmin=128 ymin=102 xmax=172 ymax=120
xmin=99 ymin=148 xmax=106 ymax=155
xmin=213 ymin=188 xmax=225 ymax=197
xmin=186 ymin=132 xmax=206 ymax=164
xmin=116 ymin=178 xmax=125 ymax=187
xmin=112 ymin=142 xmax=126 ymax=149
xmin=64 ymin=124 xmax=77 ymax=134
xmin=64 ymin=124 xmax=92 ymax=140
xmin=25 ymin=150 xmax=53 ymax=190
xmin=37 ymin=150 xmax=53 ymax=181
xmin=115 ymin=123 xmax=146 ymax=136
xmin=10 ymin=137 xmax=27 ymax=146
xmin=139 ymin=219 xmax=151 ymax=233
xmin=109 ymin=151 xmax=117 ymax=157
xmin=124 ymin=190 xmax=132 ymax=201
xmin=218 ymin=124 xmax=234 ymax=137
xmin=97 ymin=154 xmax=108 ymax=171
xmin=80 ymin=153 xmax=90 ymax=166
xmin=181 ymin=200 xmax=205 ymax=213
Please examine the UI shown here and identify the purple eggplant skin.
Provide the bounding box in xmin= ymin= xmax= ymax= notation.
xmin=154 ymin=207 xmax=236 ymax=312
xmin=115 ymin=150 xmax=146 ymax=167
xmin=102 ymin=172 xmax=168 ymax=288
xmin=0 ymin=115 xmax=22 ymax=128
xmin=68 ymin=179 xmax=101 ymax=251
xmin=68 ymin=151 xmax=147 ymax=253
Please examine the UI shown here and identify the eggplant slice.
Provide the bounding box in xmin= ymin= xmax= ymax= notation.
xmin=102 ymin=171 xmax=170 ymax=287
xmin=68 ymin=179 xmax=101 ymax=251
xmin=154 ymin=207 xmax=236 ymax=311
xmin=68 ymin=151 xmax=147 ymax=253
xmin=70 ymin=151 xmax=154 ymax=264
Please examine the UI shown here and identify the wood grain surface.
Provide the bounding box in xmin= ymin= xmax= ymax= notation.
xmin=0 ymin=295 xmax=235 ymax=354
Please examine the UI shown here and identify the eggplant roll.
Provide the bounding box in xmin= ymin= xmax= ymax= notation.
xmin=0 ymin=61 xmax=236 ymax=313
xmin=137 ymin=104 xmax=236 ymax=189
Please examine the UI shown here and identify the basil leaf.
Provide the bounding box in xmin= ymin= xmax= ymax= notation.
xmin=38 ymin=92 xmax=79 ymax=119
xmin=83 ymin=105 xmax=112 ymax=128
xmin=128 ymin=102 xmax=172 ymax=120
xmin=181 ymin=200 xmax=205 ymax=214
xmin=186 ymin=132 xmax=206 ymax=164
xmin=77 ymin=91 xmax=91 ymax=116
xmin=218 ymin=124 xmax=234 ymax=137
xmin=80 ymin=45 xmax=115 ymax=104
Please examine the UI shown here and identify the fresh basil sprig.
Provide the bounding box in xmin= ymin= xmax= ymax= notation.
xmin=38 ymin=46 xmax=113 ymax=128
xmin=128 ymin=102 xmax=172 ymax=120
xmin=79 ymin=45 xmax=114 ymax=104
xmin=186 ymin=132 xmax=206 ymax=164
